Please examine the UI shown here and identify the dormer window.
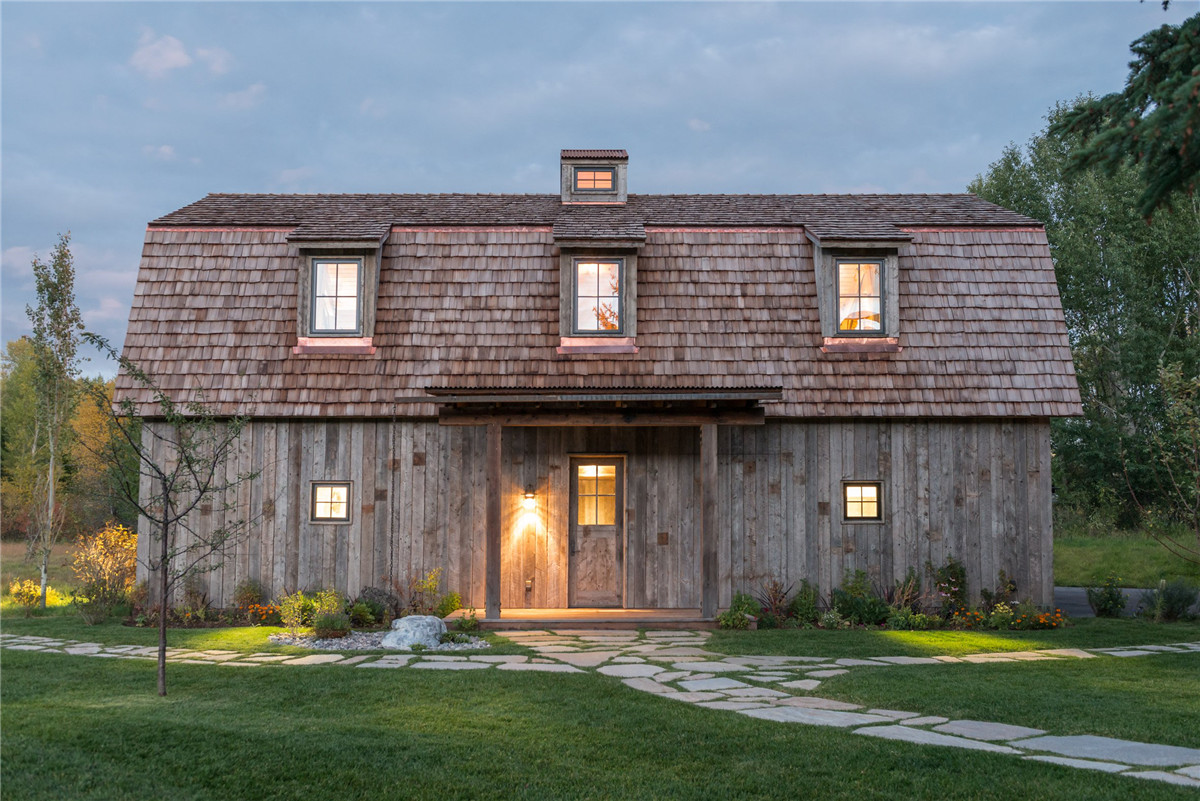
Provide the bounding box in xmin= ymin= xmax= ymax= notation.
xmin=574 ymin=258 xmax=623 ymax=333
xmin=312 ymin=258 xmax=362 ymax=335
xmin=837 ymin=259 xmax=882 ymax=333
xmin=574 ymin=168 xmax=615 ymax=192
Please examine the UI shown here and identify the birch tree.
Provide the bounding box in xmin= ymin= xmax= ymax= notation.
xmin=25 ymin=234 xmax=83 ymax=608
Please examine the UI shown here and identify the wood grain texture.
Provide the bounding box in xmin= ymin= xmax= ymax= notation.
xmin=137 ymin=418 xmax=1055 ymax=610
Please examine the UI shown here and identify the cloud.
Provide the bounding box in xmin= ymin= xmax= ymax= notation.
xmin=129 ymin=29 xmax=192 ymax=79
xmin=688 ymin=118 xmax=711 ymax=133
xmin=141 ymin=144 xmax=177 ymax=161
xmin=82 ymin=297 xmax=129 ymax=326
xmin=359 ymin=97 xmax=386 ymax=118
xmin=195 ymin=47 xmax=233 ymax=75
xmin=274 ymin=167 xmax=315 ymax=189
xmin=222 ymin=82 xmax=266 ymax=110
xmin=1 ymin=246 xmax=37 ymax=280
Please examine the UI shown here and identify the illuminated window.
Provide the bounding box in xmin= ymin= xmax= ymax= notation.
xmin=843 ymin=482 xmax=882 ymax=521
xmin=577 ymin=464 xmax=617 ymax=526
xmin=311 ymin=482 xmax=351 ymax=523
xmin=837 ymin=260 xmax=882 ymax=333
xmin=574 ymin=167 xmax=615 ymax=191
xmin=574 ymin=258 xmax=623 ymax=333
xmin=312 ymin=258 xmax=361 ymax=334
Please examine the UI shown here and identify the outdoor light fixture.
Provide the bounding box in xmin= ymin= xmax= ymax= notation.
xmin=523 ymin=491 xmax=536 ymax=511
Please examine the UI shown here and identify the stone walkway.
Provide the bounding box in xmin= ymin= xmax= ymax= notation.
xmin=4 ymin=630 xmax=1199 ymax=789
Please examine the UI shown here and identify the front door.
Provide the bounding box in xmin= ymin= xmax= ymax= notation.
xmin=568 ymin=458 xmax=624 ymax=607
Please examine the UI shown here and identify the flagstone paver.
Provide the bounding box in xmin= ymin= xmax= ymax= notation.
xmin=934 ymin=720 xmax=1047 ymax=741
xmin=1023 ymin=756 xmax=1131 ymax=773
xmin=5 ymin=630 xmax=1196 ymax=788
xmin=1008 ymin=735 xmax=1200 ymax=767
xmin=855 ymin=725 xmax=1022 ymax=754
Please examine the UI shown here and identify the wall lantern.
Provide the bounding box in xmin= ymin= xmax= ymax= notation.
xmin=523 ymin=491 xmax=537 ymax=511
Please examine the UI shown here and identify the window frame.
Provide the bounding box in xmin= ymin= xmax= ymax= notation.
xmin=572 ymin=166 xmax=617 ymax=193
xmin=571 ymin=256 xmax=626 ymax=336
xmin=309 ymin=257 xmax=364 ymax=337
xmin=310 ymin=481 xmax=352 ymax=524
xmin=842 ymin=481 xmax=883 ymax=522
xmin=834 ymin=258 xmax=886 ymax=337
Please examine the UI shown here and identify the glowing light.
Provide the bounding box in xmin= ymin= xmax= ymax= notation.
xmin=523 ymin=492 xmax=536 ymax=511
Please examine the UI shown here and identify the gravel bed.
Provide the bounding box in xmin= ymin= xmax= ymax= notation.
xmin=268 ymin=630 xmax=490 ymax=652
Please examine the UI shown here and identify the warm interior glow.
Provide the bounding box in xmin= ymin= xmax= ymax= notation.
xmin=523 ymin=492 xmax=536 ymax=511
xmin=837 ymin=261 xmax=882 ymax=332
xmin=845 ymin=483 xmax=880 ymax=519
xmin=313 ymin=484 xmax=349 ymax=520
xmin=577 ymin=464 xmax=617 ymax=525
xmin=575 ymin=168 xmax=614 ymax=190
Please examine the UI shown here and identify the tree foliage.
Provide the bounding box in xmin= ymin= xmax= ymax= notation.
xmin=1051 ymin=13 xmax=1200 ymax=217
xmin=83 ymin=334 xmax=258 ymax=696
xmin=25 ymin=234 xmax=83 ymax=608
xmin=971 ymin=100 xmax=1200 ymax=530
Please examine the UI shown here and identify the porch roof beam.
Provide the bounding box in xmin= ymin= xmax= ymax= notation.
xmin=419 ymin=389 xmax=783 ymax=404
xmin=438 ymin=409 xmax=765 ymax=427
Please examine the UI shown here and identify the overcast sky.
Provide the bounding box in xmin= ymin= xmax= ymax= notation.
xmin=1 ymin=1 xmax=1192 ymax=376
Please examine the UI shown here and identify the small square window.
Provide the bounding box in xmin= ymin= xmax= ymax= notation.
xmin=311 ymin=482 xmax=351 ymax=523
xmin=574 ymin=168 xmax=615 ymax=192
xmin=837 ymin=260 xmax=883 ymax=333
xmin=843 ymin=482 xmax=882 ymax=521
xmin=311 ymin=258 xmax=362 ymax=335
xmin=574 ymin=258 xmax=623 ymax=333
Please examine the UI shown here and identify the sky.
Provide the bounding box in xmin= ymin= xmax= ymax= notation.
xmin=1 ymin=1 xmax=1194 ymax=377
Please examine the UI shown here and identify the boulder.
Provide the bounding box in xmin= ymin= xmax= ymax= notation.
xmin=381 ymin=615 xmax=447 ymax=650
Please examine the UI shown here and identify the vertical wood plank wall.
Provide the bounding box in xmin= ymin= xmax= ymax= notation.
xmin=139 ymin=418 xmax=1053 ymax=609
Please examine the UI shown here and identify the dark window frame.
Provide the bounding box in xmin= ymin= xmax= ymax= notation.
xmin=842 ymin=481 xmax=883 ymax=522
xmin=572 ymin=166 xmax=617 ymax=193
xmin=310 ymin=257 xmax=364 ymax=336
xmin=310 ymin=481 xmax=353 ymax=524
xmin=571 ymin=256 xmax=626 ymax=336
xmin=834 ymin=258 xmax=886 ymax=337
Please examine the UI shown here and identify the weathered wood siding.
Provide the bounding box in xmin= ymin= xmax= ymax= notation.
xmin=139 ymin=418 xmax=1053 ymax=608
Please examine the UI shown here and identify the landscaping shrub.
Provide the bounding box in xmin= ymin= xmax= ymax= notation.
xmin=886 ymin=605 xmax=932 ymax=630
xmin=233 ymin=579 xmax=266 ymax=617
xmin=435 ymin=591 xmax=462 ymax=619
xmin=312 ymin=588 xmax=344 ymax=618
xmin=356 ymin=586 xmax=401 ymax=622
xmin=831 ymin=570 xmax=890 ymax=626
xmin=819 ymin=608 xmax=849 ymax=629
xmin=439 ymin=631 xmax=472 ymax=644
xmin=716 ymin=593 xmax=761 ymax=629
xmin=456 ymin=607 xmax=480 ymax=632
xmin=979 ymin=569 xmax=1018 ymax=614
xmin=1140 ymin=580 xmax=1199 ymax=622
xmin=787 ymin=580 xmax=819 ymax=627
xmin=245 ymin=603 xmax=282 ymax=626
xmin=1086 ymin=573 xmax=1127 ymax=618
xmin=70 ymin=523 xmax=137 ymax=623
xmin=927 ymin=557 xmax=968 ymax=618
xmin=347 ymin=601 xmax=376 ymax=627
xmin=279 ymin=591 xmax=313 ymax=635
xmin=1011 ymin=601 xmax=1066 ymax=630
xmin=8 ymin=579 xmax=66 ymax=616
xmin=312 ymin=611 xmax=351 ymax=638
xmin=884 ymin=568 xmax=922 ymax=611
xmin=988 ymin=602 xmax=1015 ymax=629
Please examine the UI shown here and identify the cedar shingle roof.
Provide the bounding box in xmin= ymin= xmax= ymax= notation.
xmin=118 ymin=205 xmax=1082 ymax=419
xmin=561 ymin=149 xmax=628 ymax=159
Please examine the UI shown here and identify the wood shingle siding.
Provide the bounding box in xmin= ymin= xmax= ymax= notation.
xmin=119 ymin=226 xmax=1078 ymax=418
xmin=152 ymin=419 xmax=1052 ymax=609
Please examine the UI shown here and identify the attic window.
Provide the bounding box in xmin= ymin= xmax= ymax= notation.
xmin=574 ymin=258 xmax=623 ymax=333
xmin=574 ymin=168 xmax=615 ymax=192
xmin=312 ymin=258 xmax=362 ymax=335
xmin=837 ymin=259 xmax=883 ymax=333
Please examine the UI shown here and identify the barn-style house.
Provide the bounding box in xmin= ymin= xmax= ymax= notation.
xmin=118 ymin=149 xmax=1081 ymax=623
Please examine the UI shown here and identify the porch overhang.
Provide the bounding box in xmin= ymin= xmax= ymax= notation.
xmin=423 ymin=386 xmax=782 ymax=427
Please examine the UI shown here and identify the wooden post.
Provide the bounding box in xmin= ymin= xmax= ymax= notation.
xmin=700 ymin=423 xmax=718 ymax=618
xmin=485 ymin=423 xmax=501 ymax=619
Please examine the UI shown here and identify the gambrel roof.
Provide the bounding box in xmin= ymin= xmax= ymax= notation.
xmin=118 ymin=193 xmax=1081 ymax=418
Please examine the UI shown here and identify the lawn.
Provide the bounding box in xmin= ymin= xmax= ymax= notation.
xmin=4 ymin=646 xmax=1196 ymax=801
xmin=1053 ymin=534 xmax=1200 ymax=588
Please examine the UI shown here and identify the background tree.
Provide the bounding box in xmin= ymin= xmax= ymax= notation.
xmin=971 ymin=100 xmax=1200 ymax=532
xmin=1051 ymin=12 xmax=1200 ymax=217
xmin=1 ymin=338 xmax=43 ymax=541
xmin=84 ymin=335 xmax=257 ymax=696
xmin=25 ymin=234 xmax=83 ymax=608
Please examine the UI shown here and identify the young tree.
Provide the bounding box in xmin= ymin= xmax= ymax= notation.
xmin=84 ymin=334 xmax=257 ymax=696
xmin=25 ymin=234 xmax=83 ymax=608
xmin=1051 ymin=13 xmax=1200 ymax=217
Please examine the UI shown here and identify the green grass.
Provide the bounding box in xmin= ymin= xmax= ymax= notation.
xmin=708 ymin=618 xmax=1200 ymax=658
xmin=1054 ymin=535 xmax=1200 ymax=587
xmin=815 ymin=652 xmax=1200 ymax=748
xmin=4 ymin=648 xmax=1197 ymax=800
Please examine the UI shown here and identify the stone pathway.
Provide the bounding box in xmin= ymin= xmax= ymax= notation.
xmin=4 ymin=630 xmax=1199 ymax=788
